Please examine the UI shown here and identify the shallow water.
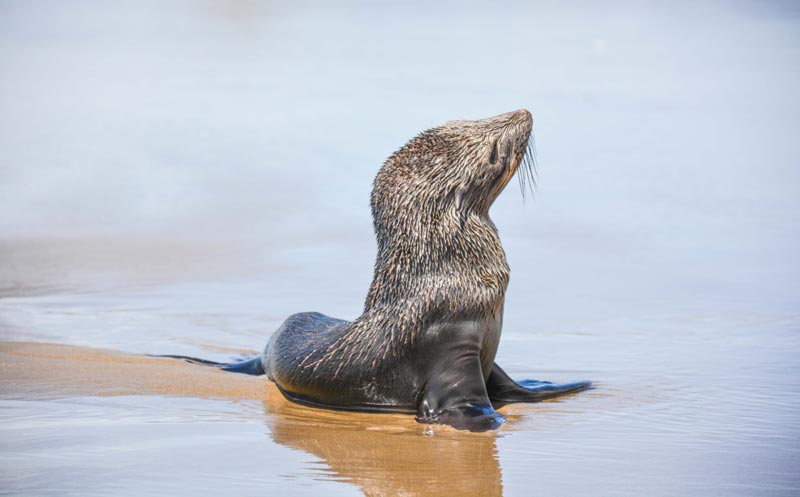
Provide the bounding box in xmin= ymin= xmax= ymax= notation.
xmin=1 ymin=1 xmax=799 ymax=496
xmin=1 ymin=241 xmax=798 ymax=497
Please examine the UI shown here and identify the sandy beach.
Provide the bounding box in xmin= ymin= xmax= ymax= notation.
xmin=0 ymin=341 xmax=270 ymax=401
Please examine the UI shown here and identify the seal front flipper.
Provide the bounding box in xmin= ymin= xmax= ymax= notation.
xmin=415 ymin=352 xmax=505 ymax=432
xmin=486 ymin=363 xmax=591 ymax=406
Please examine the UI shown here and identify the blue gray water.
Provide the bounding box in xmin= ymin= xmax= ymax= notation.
xmin=1 ymin=1 xmax=799 ymax=496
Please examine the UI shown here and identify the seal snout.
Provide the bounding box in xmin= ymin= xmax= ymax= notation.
xmin=511 ymin=110 xmax=533 ymax=140
xmin=492 ymin=109 xmax=532 ymax=130
xmin=503 ymin=109 xmax=533 ymax=157
xmin=497 ymin=110 xmax=533 ymax=152
xmin=512 ymin=109 xmax=532 ymax=127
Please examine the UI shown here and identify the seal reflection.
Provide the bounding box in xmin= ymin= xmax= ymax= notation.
xmin=260 ymin=388 xmax=503 ymax=497
xmin=1 ymin=341 xmax=505 ymax=497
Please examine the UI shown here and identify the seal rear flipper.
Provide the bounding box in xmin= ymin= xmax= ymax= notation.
xmin=150 ymin=354 xmax=266 ymax=376
xmin=150 ymin=354 xmax=228 ymax=366
xmin=220 ymin=356 xmax=265 ymax=375
xmin=486 ymin=362 xmax=591 ymax=406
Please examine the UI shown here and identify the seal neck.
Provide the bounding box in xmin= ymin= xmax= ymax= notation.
xmin=363 ymin=211 xmax=509 ymax=317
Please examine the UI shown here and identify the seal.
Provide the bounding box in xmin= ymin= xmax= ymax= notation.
xmin=167 ymin=109 xmax=591 ymax=431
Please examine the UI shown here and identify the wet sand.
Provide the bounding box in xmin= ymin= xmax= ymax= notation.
xmin=1 ymin=341 xmax=506 ymax=497
xmin=0 ymin=235 xmax=797 ymax=497
xmin=1 ymin=311 xmax=797 ymax=497
xmin=0 ymin=341 xmax=270 ymax=401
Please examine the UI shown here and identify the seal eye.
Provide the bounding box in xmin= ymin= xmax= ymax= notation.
xmin=489 ymin=139 xmax=499 ymax=165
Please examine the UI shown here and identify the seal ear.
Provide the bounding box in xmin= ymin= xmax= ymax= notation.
xmin=489 ymin=138 xmax=499 ymax=165
xmin=454 ymin=188 xmax=469 ymax=229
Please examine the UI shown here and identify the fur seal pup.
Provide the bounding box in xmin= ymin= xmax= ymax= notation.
xmin=167 ymin=109 xmax=590 ymax=431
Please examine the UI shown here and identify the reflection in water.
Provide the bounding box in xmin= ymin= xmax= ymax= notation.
xmin=0 ymin=341 xmax=504 ymax=497
xmin=263 ymin=400 xmax=503 ymax=497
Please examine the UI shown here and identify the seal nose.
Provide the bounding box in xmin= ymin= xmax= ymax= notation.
xmin=513 ymin=109 xmax=533 ymax=127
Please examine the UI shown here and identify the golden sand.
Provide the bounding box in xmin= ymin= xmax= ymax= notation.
xmin=0 ymin=341 xmax=509 ymax=496
xmin=0 ymin=341 xmax=272 ymax=401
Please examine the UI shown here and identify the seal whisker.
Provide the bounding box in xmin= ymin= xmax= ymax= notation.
xmin=518 ymin=134 xmax=537 ymax=202
xmin=518 ymin=156 xmax=528 ymax=203
xmin=528 ymin=133 xmax=539 ymax=179
xmin=526 ymin=155 xmax=537 ymax=193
